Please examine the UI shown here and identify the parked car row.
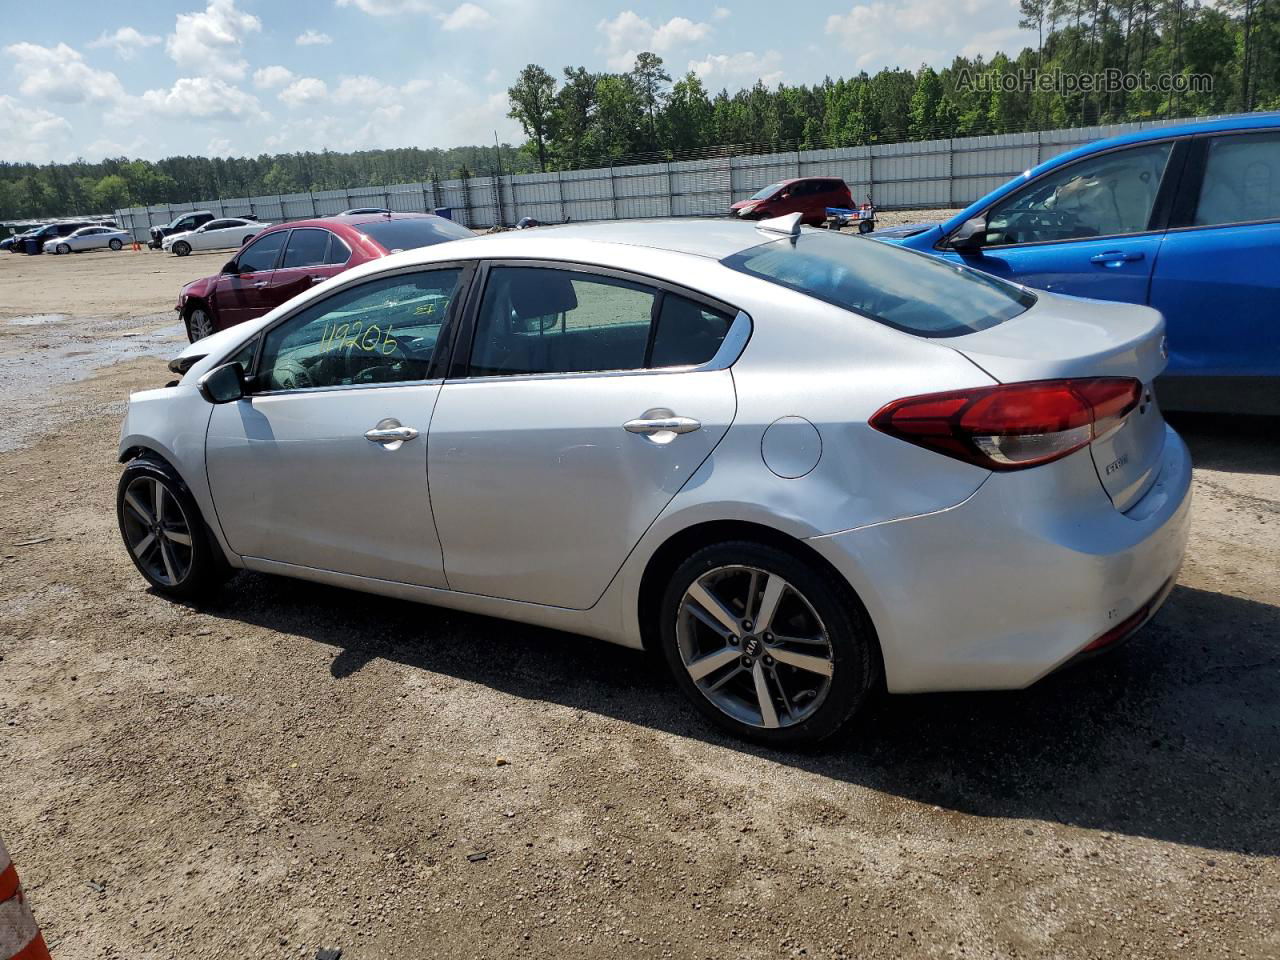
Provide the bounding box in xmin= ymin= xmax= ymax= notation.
xmin=3 ymin=219 xmax=123 ymax=255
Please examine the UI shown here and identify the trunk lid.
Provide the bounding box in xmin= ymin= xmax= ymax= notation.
xmin=947 ymin=292 xmax=1169 ymax=511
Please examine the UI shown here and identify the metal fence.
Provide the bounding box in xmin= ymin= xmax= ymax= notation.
xmin=113 ymin=113 xmax=1244 ymax=241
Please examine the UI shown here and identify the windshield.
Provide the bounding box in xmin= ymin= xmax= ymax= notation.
xmin=722 ymin=232 xmax=1035 ymax=338
xmin=750 ymin=182 xmax=786 ymax=201
xmin=358 ymin=217 xmax=473 ymax=252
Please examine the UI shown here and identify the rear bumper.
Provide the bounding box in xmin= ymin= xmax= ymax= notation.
xmin=806 ymin=424 xmax=1192 ymax=693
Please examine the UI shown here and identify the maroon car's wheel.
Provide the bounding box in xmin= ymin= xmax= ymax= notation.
xmin=186 ymin=307 xmax=214 ymax=343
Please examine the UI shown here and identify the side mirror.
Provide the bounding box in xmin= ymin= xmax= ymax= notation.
xmin=221 ymin=260 xmax=240 ymax=275
xmin=949 ymin=215 xmax=989 ymax=252
xmin=197 ymin=362 xmax=247 ymax=404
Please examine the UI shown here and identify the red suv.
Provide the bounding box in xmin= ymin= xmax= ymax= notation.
xmin=175 ymin=212 xmax=473 ymax=341
xmin=729 ymin=177 xmax=853 ymax=226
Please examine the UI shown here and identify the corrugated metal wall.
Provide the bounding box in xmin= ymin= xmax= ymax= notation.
xmin=112 ymin=113 xmax=1242 ymax=241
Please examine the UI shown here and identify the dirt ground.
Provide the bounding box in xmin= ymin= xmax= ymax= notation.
xmin=1 ymin=236 xmax=1277 ymax=960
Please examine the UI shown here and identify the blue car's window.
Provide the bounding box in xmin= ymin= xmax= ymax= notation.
xmin=1195 ymin=132 xmax=1280 ymax=227
xmin=723 ymin=232 xmax=1034 ymax=338
xmin=983 ymin=141 xmax=1173 ymax=246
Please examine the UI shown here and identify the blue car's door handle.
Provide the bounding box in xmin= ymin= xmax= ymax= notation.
xmin=1090 ymin=250 xmax=1145 ymax=265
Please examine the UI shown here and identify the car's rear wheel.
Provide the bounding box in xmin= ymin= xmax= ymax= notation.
xmin=241 ymin=234 xmax=254 ymax=246
xmin=56 ymin=243 xmax=70 ymax=254
xmin=109 ymin=238 xmax=123 ymax=250
xmin=173 ymin=241 xmax=191 ymax=257
xmin=659 ymin=540 xmax=875 ymax=747
xmin=186 ymin=306 xmax=214 ymax=342
xmin=117 ymin=458 xmax=231 ymax=600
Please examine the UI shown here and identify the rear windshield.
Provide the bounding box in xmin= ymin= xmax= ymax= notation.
xmin=358 ymin=217 xmax=473 ymax=252
xmin=722 ymin=232 xmax=1035 ymax=337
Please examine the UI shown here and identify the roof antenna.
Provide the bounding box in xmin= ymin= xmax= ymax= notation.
xmin=757 ymin=212 xmax=802 ymax=241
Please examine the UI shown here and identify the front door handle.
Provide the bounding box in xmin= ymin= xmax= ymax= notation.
xmin=365 ymin=419 xmax=419 ymax=449
xmin=253 ymin=280 xmax=270 ymax=288
xmin=1090 ymin=250 xmax=1144 ymax=265
xmin=624 ymin=414 xmax=701 ymax=436
xmin=310 ymin=275 xmax=325 ymax=283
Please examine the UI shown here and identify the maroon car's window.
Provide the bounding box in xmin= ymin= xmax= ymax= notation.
xmin=324 ymin=234 xmax=352 ymax=265
xmin=237 ymin=231 xmax=287 ymax=273
xmin=281 ymin=228 xmax=331 ymax=269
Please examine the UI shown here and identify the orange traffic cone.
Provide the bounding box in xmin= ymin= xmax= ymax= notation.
xmin=0 ymin=837 xmax=51 ymax=960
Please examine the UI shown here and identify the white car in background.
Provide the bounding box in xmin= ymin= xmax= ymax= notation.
xmin=163 ymin=217 xmax=270 ymax=257
xmin=44 ymin=225 xmax=131 ymax=254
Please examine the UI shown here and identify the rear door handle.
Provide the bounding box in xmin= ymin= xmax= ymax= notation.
xmin=253 ymin=280 xmax=270 ymax=288
xmin=624 ymin=415 xmax=701 ymax=435
xmin=1090 ymin=250 xmax=1144 ymax=265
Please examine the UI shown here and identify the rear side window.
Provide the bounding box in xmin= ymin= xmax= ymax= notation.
xmin=1194 ymin=132 xmax=1280 ymax=226
xmin=723 ymin=232 xmax=1035 ymax=337
xmin=325 ymin=235 xmax=352 ymax=265
xmin=281 ymin=228 xmax=331 ymax=268
xmin=650 ymin=294 xmax=733 ymax=367
xmin=469 ymin=268 xmax=655 ymax=377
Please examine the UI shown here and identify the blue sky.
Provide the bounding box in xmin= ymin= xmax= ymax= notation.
xmin=1 ymin=0 xmax=1034 ymax=164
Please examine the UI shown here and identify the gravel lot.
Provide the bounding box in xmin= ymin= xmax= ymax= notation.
xmin=1 ymin=236 xmax=1277 ymax=960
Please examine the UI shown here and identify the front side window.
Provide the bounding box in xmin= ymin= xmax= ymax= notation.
xmin=469 ymin=268 xmax=656 ymax=377
xmin=724 ymin=231 xmax=1034 ymax=338
xmin=237 ymin=231 xmax=287 ymax=273
xmin=981 ymin=141 xmax=1173 ymax=246
xmin=257 ymin=269 xmax=463 ymax=391
xmin=281 ymin=228 xmax=331 ymax=269
xmin=1194 ymin=132 xmax=1280 ymax=227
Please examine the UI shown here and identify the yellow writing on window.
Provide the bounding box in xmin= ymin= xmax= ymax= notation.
xmin=320 ymin=320 xmax=399 ymax=355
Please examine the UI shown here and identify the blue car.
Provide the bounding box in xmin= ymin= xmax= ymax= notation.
xmin=884 ymin=114 xmax=1280 ymax=415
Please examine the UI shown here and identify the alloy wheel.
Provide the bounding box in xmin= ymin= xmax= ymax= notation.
xmin=676 ymin=565 xmax=834 ymax=729
xmin=188 ymin=308 xmax=214 ymax=341
xmin=120 ymin=476 xmax=195 ymax=587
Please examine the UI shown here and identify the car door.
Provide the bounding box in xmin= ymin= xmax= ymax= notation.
xmin=1147 ymin=129 xmax=1280 ymax=409
xmin=205 ymin=264 xmax=473 ymax=586
xmin=428 ymin=263 xmax=742 ymax=609
xmin=210 ymin=229 xmax=288 ymax=330
xmin=268 ymin=228 xmax=351 ymax=311
xmin=945 ymin=139 xmax=1182 ymax=304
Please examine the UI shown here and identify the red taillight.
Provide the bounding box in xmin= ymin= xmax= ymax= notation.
xmin=869 ymin=378 xmax=1141 ymax=471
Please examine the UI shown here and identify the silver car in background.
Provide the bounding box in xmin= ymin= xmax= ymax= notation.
xmin=116 ymin=215 xmax=1191 ymax=746
xmin=44 ymin=224 xmax=131 ymax=254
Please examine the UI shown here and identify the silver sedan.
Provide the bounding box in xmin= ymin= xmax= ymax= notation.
xmin=44 ymin=225 xmax=131 ymax=254
xmin=116 ymin=215 xmax=1191 ymax=746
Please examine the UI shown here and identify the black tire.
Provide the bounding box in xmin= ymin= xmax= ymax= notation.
xmin=117 ymin=457 xmax=233 ymax=601
xmin=242 ymin=235 xmax=255 ymax=247
xmin=858 ymin=220 xmax=874 ymax=234
xmin=173 ymin=241 xmax=191 ymax=257
xmin=185 ymin=306 xmax=214 ymax=343
xmin=658 ymin=540 xmax=876 ymax=747
xmin=56 ymin=243 xmax=70 ymax=254
xmin=109 ymin=238 xmax=123 ymax=250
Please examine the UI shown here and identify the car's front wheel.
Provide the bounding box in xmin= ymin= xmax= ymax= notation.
xmin=56 ymin=243 xmax=70 ymax=254
xmin=109 ymin=238 xmax=123 ymax=250
xmin=185 ymin=306 xmax=214 ymax=342
xmin=172 ymin=241 xmax=191 ymax=257
xmin=241 ymin=234 xmax=255 ymax=247
xmin=117 ymin=458 xmax=231 ymax=600
xmin=659 ymin=540 xmax=876 ymax=747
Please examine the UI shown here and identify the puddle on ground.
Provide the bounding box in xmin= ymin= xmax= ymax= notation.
xmin=7 ymin=314 xmax=68 ymax=326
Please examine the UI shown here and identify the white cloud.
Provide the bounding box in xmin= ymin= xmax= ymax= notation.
xmin=87 ymin=27 xmax=162 ymax=60
xmin=689 ymin=50 xmax=783 ymax=88
xmin=137 ymin=76 xmax=269 ymax=121
xmin=3 ymin=42 xmax=126 ymax=104
xmin=439 ymin=3 xmax=493 ymax=30
xmin=296 ymin=29 xmax=334 ymax=46
xmin=825 ymin=0 xmax=1036 ymax=70
xmin=279 ymin=77 xmax=330 ymax=107
xmin=85 ymin=135 xmax=148 ymax=159
xmin=333 ymin=75 xmax=399 ymax=105
xmin=598 ymin=11 xmax=713 ymax=70
xmin=166 ymin=0 xmax=262 ymax=81
xmin=335 ymin=0 xmax=436 ymax=14
xmin=207 ymin=137 xmax=232 ymax=155
xmin=253 ymin=65 xmax=295 ymax=89
xmin=713 ymin=6 xmax=730 ymax=20
xmin=0 ymin=95 xmax=72 ymax=162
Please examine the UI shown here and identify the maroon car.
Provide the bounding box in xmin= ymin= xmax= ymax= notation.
xmin=729 ymin=177 xmax=854 ymax=226
xmin=175 ymin=212 xmax=473 ymax=342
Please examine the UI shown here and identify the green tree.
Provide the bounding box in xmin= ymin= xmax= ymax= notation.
xmin=507 ymin=64 xmax=558 ymax=172
xmin=631 ymin=52 xmax=672 ymax=150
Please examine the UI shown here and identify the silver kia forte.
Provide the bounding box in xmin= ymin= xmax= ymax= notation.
xmin=117 ymin=214 xmax=1191 ymax=746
